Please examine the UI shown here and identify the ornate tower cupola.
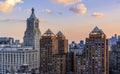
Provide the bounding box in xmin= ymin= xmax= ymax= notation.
xmin=23 ymin=8 xmax=41 ymax=49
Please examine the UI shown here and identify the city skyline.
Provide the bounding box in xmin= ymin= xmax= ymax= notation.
xmin=0 ymin=0 xmax=120 ymax=42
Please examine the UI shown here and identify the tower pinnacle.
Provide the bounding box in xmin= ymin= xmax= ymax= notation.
xmin=32 ymin=8 xmax=34 ymax=13
xmin=29 ymin=8 xmax=36 ymax=19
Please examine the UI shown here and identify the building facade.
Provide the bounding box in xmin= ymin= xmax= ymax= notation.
xmin=23 ymin=8 xmax=41 ymax=73
xmin=74 ymin=52 xmax=85 ymax=74
xmin=109 ymin=36 xmax=120 ymax=74
xmin=23 ymin=8 xmax=41 ymax=50
xmin=53 ymin=54 xmax=67 ymax=74
xmin=40 ymin=29 xmax=58 ymax=74
xmin=0 ymin=44 xmax=38 ymax=74
xmin=69 ymin=41 xmax=85 ymax=74
xmin=85 ymin=26 xmax=109 ymax=74
xmin=53 ymin=31 xmax=68 ymax=74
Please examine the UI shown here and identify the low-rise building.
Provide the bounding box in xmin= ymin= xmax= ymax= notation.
xmin=0 ymin=44 xmax=38 ymax=74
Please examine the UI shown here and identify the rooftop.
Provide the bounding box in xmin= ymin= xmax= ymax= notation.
xmin=29 ymin=8 xmax=37 ymax=19
xmin=90 ymin=26 xmax=104 ymax=34
xmin=0 ymin=44 xmax=34 ymax=51
xmin=56 ymin=31 xmax=64 ymax=37
xmin=43 ymin=29 xmax=55 ymax=36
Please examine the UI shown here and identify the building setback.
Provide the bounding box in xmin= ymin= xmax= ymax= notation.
xmin=85 ymin=26 xmax=109 ymax=74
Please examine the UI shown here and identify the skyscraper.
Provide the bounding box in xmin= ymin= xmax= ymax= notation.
xmin=23 ymin=8 xmax=41 ymax=73
xmin=23 ymin=8 xmax=41 ymax=50
xmin=85 ymin=26 xmax=109 ymax=74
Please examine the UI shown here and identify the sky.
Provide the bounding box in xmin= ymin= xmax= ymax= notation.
xmin=0 ymin=0 xmax=120 ymax=43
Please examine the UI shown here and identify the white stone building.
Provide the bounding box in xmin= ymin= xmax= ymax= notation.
xmin=0 ymin=44 xmax=38 ymax=74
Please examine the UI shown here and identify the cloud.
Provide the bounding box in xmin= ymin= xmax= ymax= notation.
xmin=39 ymin=18 xmax=48 ymax=23
xmin=92 ymin=12 xmax=104 ymax=18
xmin=0 ymin=18 xmax=48 ymax=23
xmin=44 ymin=9 xmax=52 ymax=14
xmin=53 ymin=0 xmax=82 ymax=5
xmin=0 ymin=18 xmax=25 ymax=22
xmin=0 ymin=0 xmax=23 ymax=13
xmin=14 ymin=7 xmax=22 ymax=11
xmin=69 ymin=4 xmax=87 ymax=14
xmin=57 ymin=12 xmax=63 ymax=15
xmin=26 ymin=9 xmax=31 ymax=13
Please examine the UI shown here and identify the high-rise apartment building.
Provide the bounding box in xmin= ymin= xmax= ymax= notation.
xmin=40 ymin=30 xmax=69 ymax=74
xmin=53 ymin=31 xmax=68 ymax=74
xmin=53 ymin=54 xmax=67 ymax=74
xmin=85 ymin=26 xmax=109 ymax=74
xmin=74 ymin=51 xmax=85 ymax=74
xmin=69 ymin=41 xmax=85 ymax=74
xmin=56 ymin=31 xmax=68 ymax=54
xmin=109 ymin=36 xmax=120 ymax=74
xmin=40 ymin=29 xmax=58 ymax=74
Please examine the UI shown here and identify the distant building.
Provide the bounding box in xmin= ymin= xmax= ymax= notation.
xmin=40 ymin=29 xmax=57 ymax=74
xmin=78 ymin=40 xmax=85 ymax=50
xmin=85 ymin=26 xmax=109 ymax=74
xmin=69 ymin=41 xmax=85 ymax=74
xmin=109 ymin=37 xmax=120 ymax=74
xmin=109 ymin=34 xmax=118 ymax=47
xmin=109 ymin=34 xmax=118 ymax=51
xmin=0 ymin=37 xmax=19 ymax=45
xmin=0 ymin=44 xmax=38 ymax=74
xmin=69 ymin=41 xmax=80 ymax=53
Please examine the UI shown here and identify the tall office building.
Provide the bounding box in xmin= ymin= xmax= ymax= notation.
xmin=23 ymin=8 xmax=41 ymax=50
xmin=23 ymin=8 xmax=41 ymax=73
xmin=85 ymin=26 xmax=109 ymax=74
xmin=40 ymin=29 xmax=58 ymax=74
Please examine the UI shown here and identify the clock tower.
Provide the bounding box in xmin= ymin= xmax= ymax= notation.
xmin=23 ymin=8 xmax=41 ymax=50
